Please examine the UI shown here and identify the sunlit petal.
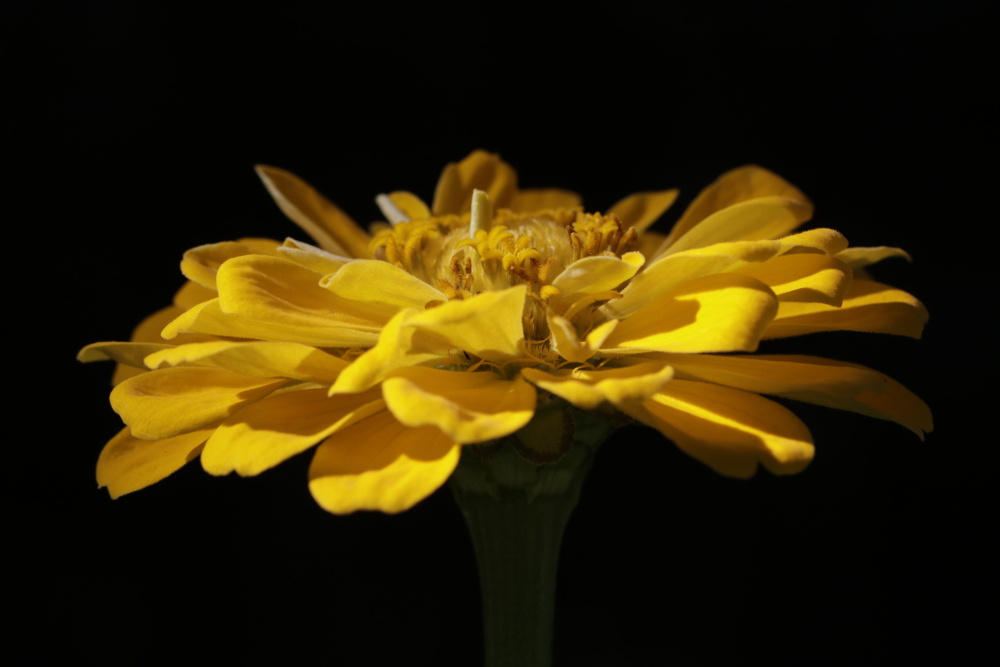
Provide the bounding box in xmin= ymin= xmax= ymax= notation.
xmin=405 ymin=286 xmax=526 ymax=362
xmin=522 ymin=363 xmax=674 ymax=409
xmin=145 ymin=340 xmax=350 ymax=383
xmin=320 ymin=259 xmax=447 ymax=320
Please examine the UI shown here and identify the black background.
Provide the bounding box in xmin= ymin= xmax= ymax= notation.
xmin=10 ymin=2 xmax=991 ymax=665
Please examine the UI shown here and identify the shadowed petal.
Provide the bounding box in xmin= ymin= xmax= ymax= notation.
xmin=432 ymin=150 xmax=518 ymax=215
xmin=620 ymin=380 xmax=814 ymax=478
xmin=607 ymin=189 xmax=680 ymax=232
xmin=97 ymin=426 xmax=211 ymax=499
xmin=309 ymin=411 xmax=460 ymax=514
xmin=383 ymin=367 xmax=536 ymax=443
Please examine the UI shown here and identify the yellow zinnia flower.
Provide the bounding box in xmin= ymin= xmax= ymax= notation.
xmin=79 ymin=150 xmax=931 ymax=514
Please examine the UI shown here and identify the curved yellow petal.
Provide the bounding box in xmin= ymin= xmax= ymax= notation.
xmin=255 ymin=164 xmax=372 ymax=258
xmin=550 ymin=254 xmax=643 ymax=316
xmin=173 ymin=280 xmax=218 ymax=309
xmin=309 ymin=410 xmax=460 ymax=514
xmin=277 ymin=238 xmax=352 ymax=275
xmin=836 ymin=246 xmax=912 ymax=270
xmin=320 ymin=259 xmax=447 ymax=320
xmin=764 ymin=279 xmax=928 ymax=339
xmin=663 ymin=165 xmax=812 ymax=249
xmin=660 ymin=196 xmax=813 ymax=256
xmin=432 ymin=150 xmax=518 ymax=215
xmin=201 ymin=387 xmax=384 ymax=476
xmin=162 ymin=298 xmax=380 ymax=348
xmin=110 ymin=367 xmax=287 ymax=439
xmin=522 ymin=363 xmax=674 ymax=410
xmin=735 ymin=254 xmax=852 ymax=306
xmin=181 ymin=240 xmax=280 ymax=290
xmin=778 ymin=228 xmax=849 ymax=255
xmin=145 ymin=340 xmax=349 ymax=383
xmin=78 ymin=341 xmax=172 ymax=368
xmin=382 ymin=367 xmax=536 ymax=443
xmin=607 ymin=188 xmax=679 ymax=232
xmin=388 ymin=190 xmax=432 ymax=221
xmin=547 ymin=314 xmax=618 ymax=364
xmin=405 ymin=286 xmax=526 ymax=362
xmin=620 ymin=380 xmax=814 ymax=478
xmin=97 ymin=426 xmax=211 ymax=499
xmin=510 ymin=188 xmax=582 ymax=212
xmin=331 ymin=308 xmax=447 ymax=394
xmin=600 ymin=273 xmax=778 ymax=354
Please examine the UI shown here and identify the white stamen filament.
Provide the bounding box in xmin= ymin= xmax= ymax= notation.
xmin=375 ymin=193 xmax=409 ymax=225
xmin=470 ymin=189 xmax=493 ymax=237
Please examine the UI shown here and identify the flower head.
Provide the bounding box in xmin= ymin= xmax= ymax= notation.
xmin=80 ymin=151 xmax=931 ymax=513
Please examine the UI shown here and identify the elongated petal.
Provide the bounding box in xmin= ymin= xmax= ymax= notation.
xmin=320 ymin=259 xmax=447 ymax=320
xmin=162 ymin=298 xmax=380 ymax=348
xmin=660 ymin=196 xmax=813 ymax=256
xmin=837 ymin=246 xmax=912 ymax=270
xmin=735 ymin=254 xmax=851 ymax=306
xmin=145 ymin=341 xmax=349 ymax=383
xmin=405 ymin=286 xmax=526 ymax=361
xmin=256 ymin=165 xmax=372 ymax=258
xmin=201 ymin=387 xmax=384 ymax=476
xmin=607 ymin=189 xmax=679 ymax=232
xmin=620 ymin=380 xmax=814 ymax=477
xmin=111 ymin=367 xmax=287 ymax=439
xmin=309 ymin=411 xmax=460 ymax=514
xmin=211 ymin=254 xmax=383 ymax=343
xmin=778 ymin=228 xmax=849 ymax=255
xmin=382 ymin=367 xmax=536 ymax=443
xmin=764 ymin=279 xmax=928 ymax=339
xmin=521 ymin=363 xmax=674 ymax=409
xmin=432 ymin=150 xmax=517 ymax=215
xmin=510 ymin=188 xmax=582 ymax=212
xmin=97 ymin=426 xmax=211 ymax=499
xmin=601 ymin=273 xmax=778 ymax=354
xmin=550 ymin=253 xmax=643 ymax=315
xmin=387 ymin=190 xmax=432 ymax=220
xmin=181 ymin=240 xmax=281 ymax=290
xmin=110 ymin=304 xmax=217 ymax=384
xmin=79 ymin=341 xmax=172 ymax=368
xmin=277 ymin=238 xmax=352 ymax=275
xmin=663 ymin=165 xmax=812 ymax=249
xmin=332 ymin=308 xmax=447 ymax=394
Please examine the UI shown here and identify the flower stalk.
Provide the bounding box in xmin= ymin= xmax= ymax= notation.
xmin=450 ymin=407 xmax=617 ymax=667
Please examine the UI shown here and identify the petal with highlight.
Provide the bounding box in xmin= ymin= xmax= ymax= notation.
xmin=382 ymin=367 xmax=536 ymax=443
xmin=321 ymin=260 xmax=447 ymax=320
xmin=405 ymin=286 xmax=526 ymax=362
xmin=145 ymin=340 xmax=350 ymax=383
xmin=522 ymin=363 xmax=674 ymax=410
xmin=620 ymin=380 xmax=815 ymax=478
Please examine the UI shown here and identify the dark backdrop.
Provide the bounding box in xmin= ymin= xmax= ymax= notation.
xmin=11 ymin=2 xmax=990 ymax=665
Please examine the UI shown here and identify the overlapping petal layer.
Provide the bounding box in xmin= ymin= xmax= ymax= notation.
xmin=82 ymin=150 xmax=929 ymax=512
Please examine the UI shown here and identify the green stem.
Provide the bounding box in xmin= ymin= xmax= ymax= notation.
xmin=450 ymin=407 xmax=614 ymax=667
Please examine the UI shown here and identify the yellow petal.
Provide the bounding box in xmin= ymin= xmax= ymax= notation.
xmin=309 ymin=410 xmax=460 ymax=514
xmin=173 ymin=280 xmax=218 ymax=309
xmin=162 ymin=298 xmax=380 ymax=348
xmin=255 ymin=164 xmax=372 ymax=258
xmin=607 ymin=189 xmax=679 ymax=232
xmin=521 ymin=363 xmax=674 ymax=409
xmin=548 ymin=313 xmax=618 ymax=363
xmin=510 ymin=188 xmax=582 ymax=212
xmin=331 ymin=308 xmax=446 ymax=394
xmin=600 ymin=273 xmax=778 ymax=354
xmin=387 ymin=190 xmax=431 ymax=220
xmin=735 ymin=254 xmax=852 ymax=306
xmin=181 ymin=240 xmax=280 ymax=290
xmin=836 ymin=246 xmax=912 ymax=270
xmin=277 ymin=238 xmax=352 ymax=274
xmin=97 ymin=426 xmax=211 ymax=499
xmin=145 ymin=340 xmax=349 ymax=383
xmin=405 ymin=286 xmax=526 ymax=362
xmin=550 ymin=254 xmax=643 ymax=316
xmin=764 ymin=279 xmax=928 ymax=339
xmin=778 ymin=228 xmax=849 ymax=255
xmin=660 ymin=196 xmax=813 ymax=256
xmin=320 ymin=259 xmax=447 ymax=320
xmin=78 ymin=341 xmax=172 ymax=368
xmin=663 ymin=165 xmax=813 ymax=249
xmin=111 ymin=367 xmax=287 ymax=439
xmin=620 ymin=380 xmax=814 ymax=478
xmin=382 ymin=367 xmax=536 ymax=443
xmin=201 ymin=387 xmax=385 ymax=476
xmin=432 ymin=150 xmax=517 ymax=215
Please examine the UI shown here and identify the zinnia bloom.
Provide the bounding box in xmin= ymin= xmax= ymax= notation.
xmin=80 ymin=150 xmax=931 ymax=513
